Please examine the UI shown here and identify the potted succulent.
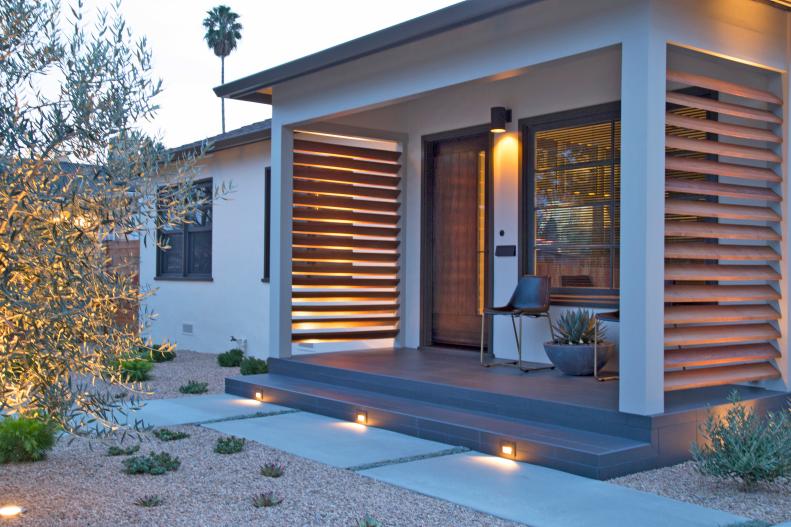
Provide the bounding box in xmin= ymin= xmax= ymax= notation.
xmin=543 ymin=308 xmax=613 ymax=376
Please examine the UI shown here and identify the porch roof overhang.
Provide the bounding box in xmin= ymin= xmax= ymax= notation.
xmin=213 ymin=0 xmax=546 ymax=104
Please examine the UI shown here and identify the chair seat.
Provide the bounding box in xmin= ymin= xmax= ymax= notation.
xmin=484 ymin=306 xmax=521 ymax=315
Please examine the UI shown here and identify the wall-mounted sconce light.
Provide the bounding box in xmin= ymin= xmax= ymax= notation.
xmin=500 ymin=441 xmax=516 ymax=458
xmin=356 ymin=410 xmax=368 ymax=425
xmin=490 ymin=106 xmax=512 ymax=133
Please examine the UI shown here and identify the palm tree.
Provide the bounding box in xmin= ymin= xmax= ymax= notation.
xmin=203 ymin=5 xmax=242 ymax=133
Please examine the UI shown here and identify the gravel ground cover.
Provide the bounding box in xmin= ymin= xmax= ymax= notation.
xmin=1 ymin=425 xmax=521 ymax=527
xmin=611 ymin=461 xmax=790 ymax=525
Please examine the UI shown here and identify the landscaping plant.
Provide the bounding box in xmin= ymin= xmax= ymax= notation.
xmin=240 ymin=357 xmax=268 ymax=375
xmin=138 ymin=343 xmax=176 ymax=363
xmin=356 ymin=516 xmax=383 ymax=527
xmin=119 ymin=359 xmax=154 ymax=382
xmin=0 ymin=417 xmax=57 ymax=463
xmin=134 ymin=495 xmax=164 ymax=507
xmin=691 ymin=392 xmax=791 ymax=490
xmin=123 ymin=452 xmax=181 ymax=475
xmin=0 ymin=0 xmax=227 ymax=437
xmin=215 ymin=435 xmax=245 ymax=454
xmin=107 ymin=444 xmax=141 ymax=457
xmin=260 ymin=462 xmax=285 ymax=478
xmin=178 ymin=380 xmax=209 ymax=394
xmin=251 ymin=492 xmax=282 ymax=508
xmin=551 ymin=308 xmax=604 ymax=345
xmin=153 ymin=428 xmax=190 ymax=442
xmin=217 ymin=348 xmax=244 ymax=367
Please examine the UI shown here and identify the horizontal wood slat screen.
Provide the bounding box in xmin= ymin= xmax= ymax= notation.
xmin=291 ymin=136 xmax=402 ymax=344
xmin=664 ymin=69 xmax=782 ymax=391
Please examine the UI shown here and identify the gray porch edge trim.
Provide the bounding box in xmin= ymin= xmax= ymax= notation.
xmin=213 ymin=0 xmax=546 ymax=101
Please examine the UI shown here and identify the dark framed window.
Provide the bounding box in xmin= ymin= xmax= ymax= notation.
xmin=156 ymin=179 xmax=213 ymax=281
xmin=521 ymin=102 xmax=620 ymax=306
xmin=262 ymin=166 xmax=271 ymax=282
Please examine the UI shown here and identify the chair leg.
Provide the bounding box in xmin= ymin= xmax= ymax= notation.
xmin=517 ymin=313 xmax=523 ymax=369
xmin=594 ymin=315 xmax=599 ymax=379
xmin=545 ymin=313 xmax=555 ymax=342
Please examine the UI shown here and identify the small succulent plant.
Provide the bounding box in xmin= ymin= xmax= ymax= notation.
xmin=215 ymin=435 xmax=245 ymax=454
xmin=260 ymin=462 xmax=285 ymax=478
xmin=123 ymin=452 xmax=180 ymax=475
xmin=134 ymin=494 xmax=164 ymax=507
xmin=153 ymin=428 xmax=190 ymax=442
xmin=178 ymin=380 xmax=209 ymax=394
xmin=356 ymin=515 xmax=382 ymax=527
xmin=552 ymin=308 xmax=604 ymax=345
xmin=251 ymin=491 xmax=283 ymax=508
xmin=107 ymin=444 xmax=141 ymax=457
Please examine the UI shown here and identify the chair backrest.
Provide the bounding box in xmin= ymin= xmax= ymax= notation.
xmin=506 ymin=275 xmax=551 ymax=312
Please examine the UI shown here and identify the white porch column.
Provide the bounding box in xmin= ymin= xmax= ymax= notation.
xmin=268 ymin=122 xmax=294 ymax=358
xmin=618 ymin=23 xmax=666 ymax=414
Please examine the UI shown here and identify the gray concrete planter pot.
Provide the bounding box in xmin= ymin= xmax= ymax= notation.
xmin=542 ymin=341 xmax=613 ymax=376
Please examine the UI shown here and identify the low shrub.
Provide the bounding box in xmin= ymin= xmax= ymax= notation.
xmin=215 ymin=435 xmax=245 ymax=454
xmin=356 ymin=515 xmax=382 ymax=527
xmin=120 ymin=359 xmax=153 ymax=382
xmin=691 ymin=391 xmax=791 ymax=490
xmin=107 ymin=444 xmax=141 ymax=457
xmin=217 ymin=348 xmax=244 ymax=367
xmin=134 ymin=494 xmax=164 ymax=507
xmin=0 ymin=417 xmax=57 ymax=463
xmin=251 ymin=492 xmax=282 ymax=508
xmin=138 ymin=343 xmax=176 ymax=363
xmin=153 ymin=428 xmax=190 ymax=442
xmin=260 ymin=462 xmax=285 ymax=478
xmin=240 ymin=357 xmax=268 ymax=375
xmin=178 ymin=380 xmax=209 ymax=394
xmin=123 ymin=452 xmax=181 ymax=475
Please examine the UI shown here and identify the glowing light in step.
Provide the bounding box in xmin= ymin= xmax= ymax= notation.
xmin=356 ymin=410 xmax=368 ymax=425
xmin=500 ymin=441 xmax=516 ymax=458
xmin=0 ymin=505 xmax=24 ymax=518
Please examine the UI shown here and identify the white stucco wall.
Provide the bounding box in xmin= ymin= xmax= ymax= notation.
xmin=140 ymin=141 xmax=271 ymax=357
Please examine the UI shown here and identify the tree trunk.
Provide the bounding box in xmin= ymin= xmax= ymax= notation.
xmin=221 ymin=56 xmax=226 ymax=133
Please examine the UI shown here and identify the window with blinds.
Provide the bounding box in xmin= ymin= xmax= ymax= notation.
xmin=156 ymin=179 xmax=213 ymax=280
xmin=523 ymin=103 xmax=620 ymax=306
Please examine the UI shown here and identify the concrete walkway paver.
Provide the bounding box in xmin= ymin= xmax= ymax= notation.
xmin=204 ymin=411 xmax=454 ymax=468
xmin=128 ymin=394 xmax=289 ymax=426
xmin=360 ymin=451 xmax=747 ymax=527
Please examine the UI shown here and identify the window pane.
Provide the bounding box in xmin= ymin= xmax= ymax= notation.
xmin=187 ymin=183 xmax=213 ymax=227
xmin=187 ymin=230 xmax=212 ymax=275
xmin=537 ymin=205 xmax=615 ymax=246
xmin=159 ymin=233 xmax=183 ymax=274
xmin=535 ymin=247 xmax=613 ymax=289
xmin=536 ymin=165 xmax=616 ymax=209
xmin=535 ymin=121 xmax=615 ymax=171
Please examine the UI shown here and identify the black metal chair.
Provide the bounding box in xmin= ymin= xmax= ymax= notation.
xmin=480 ymin=275 xmax=555 ymax=372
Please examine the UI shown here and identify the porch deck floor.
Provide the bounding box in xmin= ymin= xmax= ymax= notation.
xmin=287 ymin=346 xmax=778 ymax=415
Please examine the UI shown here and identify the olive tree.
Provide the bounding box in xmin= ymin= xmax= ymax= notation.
xmin=0 ymin=0 xmax=221 ymax=435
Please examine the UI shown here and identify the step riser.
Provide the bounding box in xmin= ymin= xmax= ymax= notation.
xmin=226 ymin=376 xmax=656 ymax=480
xmin=268 ymin=359 xmax=652 ymax=441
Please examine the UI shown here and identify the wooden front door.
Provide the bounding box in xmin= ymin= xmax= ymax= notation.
xmin=428 ymin=134 xmax=489 ymax=348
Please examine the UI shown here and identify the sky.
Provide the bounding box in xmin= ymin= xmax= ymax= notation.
xmin=76 ymin=0 xmax=460 ymax=148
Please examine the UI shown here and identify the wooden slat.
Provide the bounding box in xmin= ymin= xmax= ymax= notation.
xmin=292 ymin=329 xmax=399 ymax=343
xmin=666 ymin=135 xmax=781 ymax=163
xmin=293 ymin=193 xmax=400 ymax=214
xmin=665 ymin=284 xmax=779 ymax=302
xmin=664 ymin=323 xmax=779 ymax=347
xmin=293 ymin=317 xmax=400 ymax=329
xmin=292 ymin=291 xmax=398 ymax=301
xmin=665 ymin=177 xmax=781 ymax=202
xmin=664 ymin=263 xmax=780 ymax=281
xmin=665 ymin=343 xmax=780 ymax=369
xmin=665 ymin=362 xmax=780 ymax=392
xmin=292 ymin=305 xmax=398 ymax=314
xmin=294 ymin=153 xmax=401 ymax=175
xmin=294 ymin=166 xmax=399 ymax=188
xmin=293 ymin=234 xmax=399 ymax=251
xmin=664 ymin=221 xmax=779 ymax=240
xmin=293 ymin=262 xmax=398 ymax=276
xmin=293 ymin=221 xmax=399 ymax=238
xmin=665 ymin=242 xmax=780 ymax=261
xmin=665 ymin=199 xmax=780 ymax=221
xmin=666 ymin=92 xmax=782 ymax=124
xmin=292 ymin=248 xmax=398 ymax=263
xmin=294 ymin=139 xmax=402 ymax=163
xmin=667 ymin=70 xmax=783 ymax=105
xmin=293 ymin=179 xmax=401 ymax=200
xmin=665 ymin=304 xmax=780 ymax=324
xmin=666 ymin=113 xmax=782 ymax=143
xmin=292 ymin=276 xmax=399 ymax=287
xmin=293 ymin=206 xmax=399 ymax=226
xmin=666 ymin=156 xmax=780 ymax=182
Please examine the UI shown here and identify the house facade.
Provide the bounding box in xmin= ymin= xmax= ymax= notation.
xmin=146 ymin=0 xmax=791 ymax=477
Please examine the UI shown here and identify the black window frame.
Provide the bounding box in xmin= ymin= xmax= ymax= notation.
xmin=155 ymin=178 xmax=213 ymax=281
xmin=262 ymin=166 xmax=271 ymax=282
xmin=519 ymin=102 xmax=621 ymax=307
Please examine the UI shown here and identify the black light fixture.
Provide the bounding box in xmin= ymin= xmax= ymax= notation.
xmin=490 ymin=106 xmax=512 ymax=133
